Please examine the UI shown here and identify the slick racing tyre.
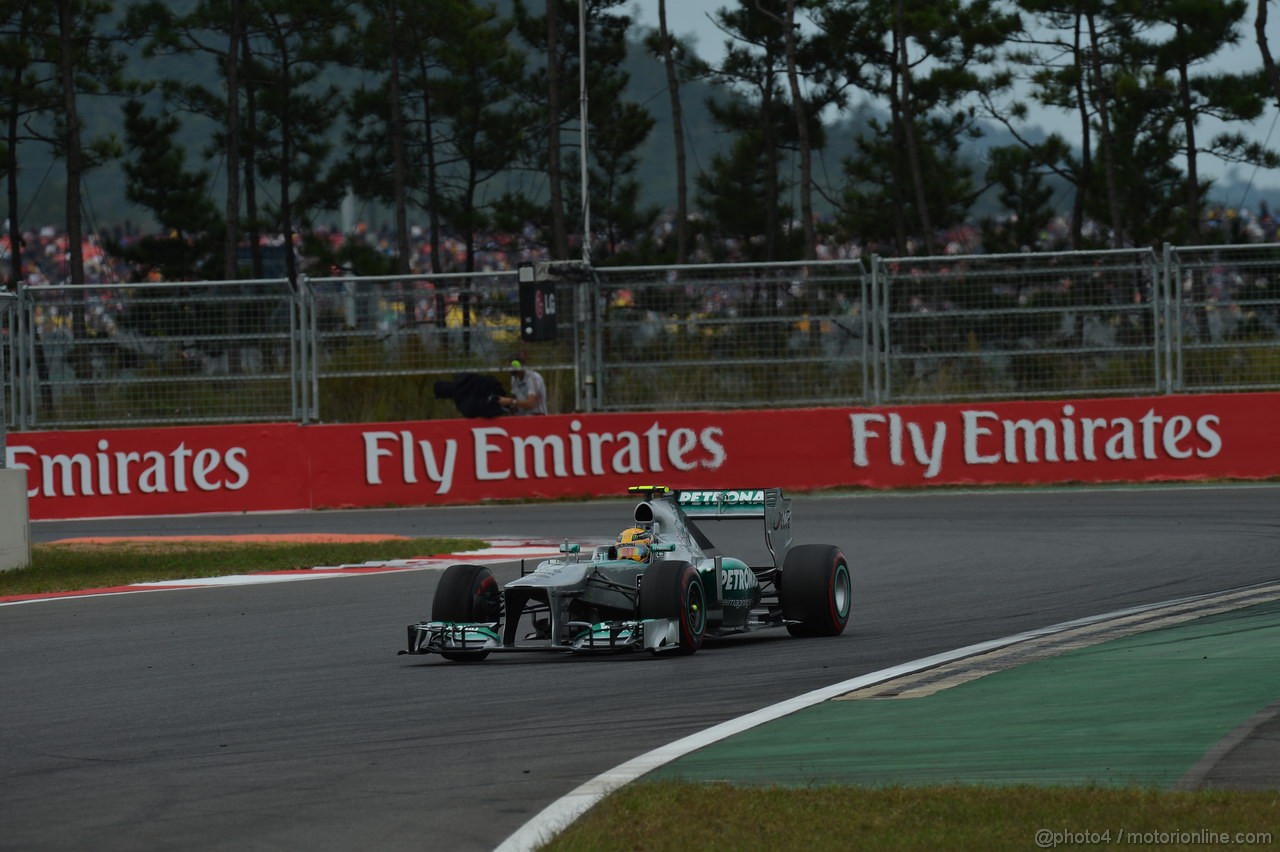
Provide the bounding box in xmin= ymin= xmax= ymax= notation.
xmin=779 ymin=545 xmax=851 ymax=638
xmin=639 ymin=561 xmax=706 ymax=655
xmin=431 ymin=564 xmax=502 ymax=661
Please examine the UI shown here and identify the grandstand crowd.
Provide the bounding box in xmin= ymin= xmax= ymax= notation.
xmin=3 ymin=201 xmax=1280 ymax=288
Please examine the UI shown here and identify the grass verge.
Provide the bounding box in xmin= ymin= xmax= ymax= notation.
xmin=546 ymin=782 xmax=1279 ymax=851
xmin=0 ymin=537 xmax=487 ymax=596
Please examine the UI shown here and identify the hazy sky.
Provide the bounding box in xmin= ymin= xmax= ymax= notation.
xmin=625 ymin=1 xmax=1280 ymax=198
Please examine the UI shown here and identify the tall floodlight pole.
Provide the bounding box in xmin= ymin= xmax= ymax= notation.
xmin=579 ymin=0 xmax=590 ymax=264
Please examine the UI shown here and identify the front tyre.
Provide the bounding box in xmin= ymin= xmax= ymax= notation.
xmin=431 ymin=564 xmax=502 ymax=661
xmin=780 ymin=545 xmax=851 ymax=638
xmin=639 ymin=561 xmax=706 ymax=655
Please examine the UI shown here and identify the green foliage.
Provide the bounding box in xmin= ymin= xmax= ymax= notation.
xmin=508 ymin=0 xmax=657 ymax=260
xmin=1181 ymin=341 xmax=1280 ymax=389
xmin=30 ymin=370 xmax=295 ymax=426
xmin=980 ymin=144 xmax=1058 ymax=253
xmin=840 ymin=111 xmax=978 ymax=254
xmin=597 ymin=305 xmax=865 ymax=409
xmin=696 ymin=1 xmax=803 ymax=262
xmin=5 ymin=0 xmax=1280 ymax=280
xmin=822 ymin=0 xmax=1020 ymax=255
xmin=320 ymin=369 xmax=454 ymax=424
xmin=313 ymin=326 xmax=577 ymax=421
xmin=120 ymin=99 xmax=220 ymax=234
xmin=114 ymin=98 xmax=225 ymax=278
xmin=695 ymin=131 xmax=794 ymax=260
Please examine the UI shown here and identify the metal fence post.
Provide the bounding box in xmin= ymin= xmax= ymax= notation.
xmin=0 ymin=289 xmax=16 ymax=466
xmin=869 ymin=254 xmax=884 ymax=405
xmin=1147 ymin=246 xmax=1162 ymax=394
xmin=1160 ymin=243 xmax=1173 ymax=394
xmin=300 ymin=274 xmax=317 ymax=424
xmin=15 ymin=288 xmax=31 ymax=430
xmin=582 ymin=273 xmax=600 ymax=413
xmin=572 ymin=276 xmax=587 ymax=412
xmin=1167 ymin=243 xmax=1183 ymax=393
xmin=291 ymin=274 xmax=316 ymax=425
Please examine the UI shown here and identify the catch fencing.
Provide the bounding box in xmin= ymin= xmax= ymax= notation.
xmin=1 ymin=289 xmax=15 ymax=462
xmin=3 ymin=244 xmax=1279 ymax=430
xmin=873 ymin=249 xmax=1164 ymax=402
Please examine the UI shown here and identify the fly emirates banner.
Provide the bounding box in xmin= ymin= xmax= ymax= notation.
xmin=9 ymin=393 xmax=1278 ymax=520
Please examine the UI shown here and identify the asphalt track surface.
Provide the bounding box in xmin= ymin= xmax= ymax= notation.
xmin=5 ymin=485 xmax=1279 ymax=851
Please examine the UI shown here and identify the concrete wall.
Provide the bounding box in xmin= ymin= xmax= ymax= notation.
xmin=0 ymin=468 xmax=30 ymax=572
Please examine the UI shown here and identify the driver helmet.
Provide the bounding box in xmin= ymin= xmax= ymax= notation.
xmin=616 ymin=526 xmax=651 ymax=562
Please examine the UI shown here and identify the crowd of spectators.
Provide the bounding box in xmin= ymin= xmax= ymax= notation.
xmin=3 ymin=201 xmax=1280 ymax=289
xmin=1 ymin=225 xmax=136 ymax=289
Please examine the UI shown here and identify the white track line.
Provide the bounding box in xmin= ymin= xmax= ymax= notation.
xmin=0 ymin=541 xmax=564 ymax=607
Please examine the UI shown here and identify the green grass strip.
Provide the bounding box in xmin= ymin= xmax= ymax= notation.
xmin=548 ymin=783 xmax=1279 ymax=851
xmin=0 ymin=538 xmax=487 ymax=596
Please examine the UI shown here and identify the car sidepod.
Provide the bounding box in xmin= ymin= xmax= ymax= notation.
xmin=713 ymin=556 xmax=762 ymax=631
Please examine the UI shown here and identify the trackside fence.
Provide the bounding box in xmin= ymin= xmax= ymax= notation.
xmin=1164 ymin=244 xmax=1280 ymax=393
xmin=3 ymin=244 xmax=1280 ymax=429
xmin=872 ymin=249 xmax=1164 ymax=402
xmin=1 ymin=289 xmax=15 ymax=461
xmin=591 ymin=261 xmax=869 ymax=411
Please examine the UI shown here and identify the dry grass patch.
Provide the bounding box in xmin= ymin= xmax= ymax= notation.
xmin=546 ymin=783 xmax=1279 ymax=851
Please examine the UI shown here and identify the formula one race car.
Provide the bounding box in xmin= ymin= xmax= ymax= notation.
xmin=399 ymin=486 xmax=851 ymax=661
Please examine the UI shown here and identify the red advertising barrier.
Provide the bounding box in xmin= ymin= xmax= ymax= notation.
xmin=7 ymin=423 xmax=310 ymax=520
xmin=9 ymin=393 xmax=1280 ymax=520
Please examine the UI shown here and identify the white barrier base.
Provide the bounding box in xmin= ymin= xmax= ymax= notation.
xmin=0 ymin=468 xmax=30 ymax=572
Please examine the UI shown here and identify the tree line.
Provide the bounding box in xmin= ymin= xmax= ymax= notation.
xmin=5 ymin=0 xmax=1280 ymax=288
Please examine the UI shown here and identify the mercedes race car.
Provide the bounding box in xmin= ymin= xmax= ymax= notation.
xmin=399 ymin=486 xmax=851 ymax=660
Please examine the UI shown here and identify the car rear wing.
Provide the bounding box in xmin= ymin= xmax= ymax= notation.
xmin=675 ymin=488 xmax=776 ymax=518
xmin=671 ymin=487 xmax=794 ymax=570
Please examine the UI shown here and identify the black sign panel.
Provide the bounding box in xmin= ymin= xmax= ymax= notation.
xmin=519 ymin=280 xmax=557 ymax=341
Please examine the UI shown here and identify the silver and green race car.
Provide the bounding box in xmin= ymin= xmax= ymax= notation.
xmin=399 ymin=486 xmax=852 ymax=661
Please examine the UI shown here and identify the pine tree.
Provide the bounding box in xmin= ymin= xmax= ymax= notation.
xmin=820 ymin=0 xmax=1018 ymax=255
xmin=0 ymin=0 xmax=61 ymax=289
xmin=702 ymin=0 xmax=797 ymax=261
xmin=248 ymin=0 xmax=355 ymax=286
xmin=1139 ymin=0 xmax=1278 ymax=243
xmin=430 ymin=3 xmax=530 ymax=271
xmin=511 ymin=0 xmax=654 ymax=262
xmin=646 ymin=0 xmax=692 ymax=262
xmin=124 ymin=0 xmax=249 ymax=280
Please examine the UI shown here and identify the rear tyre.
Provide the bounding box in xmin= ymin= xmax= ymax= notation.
xmin=639 ymin=561 xmax=706 ymax=655
xmin=780 ymin=545 xmax=851 ymax=638
xmin=432 ymin=564 xmax=502 ymax=661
